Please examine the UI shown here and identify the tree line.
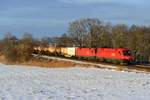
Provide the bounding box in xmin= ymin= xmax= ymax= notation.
xmin=0 ymin=33 xmax=34 ymax=63
xmin=0 ymin=18 xmax=149 ymax=63
xmin=59 ymin=18 xmax=150 ymax=63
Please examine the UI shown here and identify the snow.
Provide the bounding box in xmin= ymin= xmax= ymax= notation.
xmin=0 ymin=64 xmax=150 ymax=100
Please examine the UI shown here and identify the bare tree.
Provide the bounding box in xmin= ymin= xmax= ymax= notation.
xmin=17 ymin=33 xmax=33 ymax=62
xmin=2 ymin=33 xmax=18 ymax=62
xmin=57 ymin=33 xmax=74 ymax=47
xmin=112 ymin=24 xmax=128 ymax=48
xmin=68 ymin=18 xmax=103 ymax=47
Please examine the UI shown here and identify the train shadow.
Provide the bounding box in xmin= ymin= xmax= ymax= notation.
xmin=130 ymin=61 xmax=150 ymax=66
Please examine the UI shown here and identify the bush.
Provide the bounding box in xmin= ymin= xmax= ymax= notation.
xmin=1 ymin=33 xmax=33 ymax=63
xmin=2 ymin=33 xmax=19 ymax=63
xmin=17 ymin=33 xmax=33 ymax=62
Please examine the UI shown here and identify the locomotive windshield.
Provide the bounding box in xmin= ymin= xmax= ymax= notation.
xmin=123 ymin=50 xmax=131 ymax=56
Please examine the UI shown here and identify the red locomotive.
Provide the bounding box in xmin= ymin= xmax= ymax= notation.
xmin=75 ymin=48 xmax=134 ymax=64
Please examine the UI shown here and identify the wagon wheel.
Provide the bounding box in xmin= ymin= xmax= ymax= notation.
xmin=120 ymin=60 xmax=128 ymax=66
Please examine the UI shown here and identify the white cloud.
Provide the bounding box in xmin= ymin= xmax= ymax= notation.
xmin=58 ymin=0 xmax=115 ymax=4
xmin=58 ymin=0 xmax=144 ymax=5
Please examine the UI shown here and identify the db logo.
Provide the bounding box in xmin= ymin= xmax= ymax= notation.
xmin=111 ymin=53 xmax=115 ymax=56
xmin=87 ymin=51 xmax=89 ymax=55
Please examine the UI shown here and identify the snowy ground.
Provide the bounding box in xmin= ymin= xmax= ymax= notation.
xmin=0 ymin=64 xmax=150 ymax=100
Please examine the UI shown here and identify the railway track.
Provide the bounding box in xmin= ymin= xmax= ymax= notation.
xmin=32 ymin=54 xmax=150 ymax=74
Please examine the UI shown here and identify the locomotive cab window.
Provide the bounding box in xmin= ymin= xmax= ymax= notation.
xmin=95 ymin=49 xmax=97 ymax=53
xmin=119 ymin=51 xmax=121 ymax=55
xmin=123 ymin=50 xmax=131 ymax=56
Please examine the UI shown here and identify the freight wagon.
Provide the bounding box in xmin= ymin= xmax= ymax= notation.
xmin=76 ymin=48 xmax=96 ymax=59
xmin=47 ymin=46 xmax=56 ymax=55
xmin=60 ymin=47 xmax=76 ymax=57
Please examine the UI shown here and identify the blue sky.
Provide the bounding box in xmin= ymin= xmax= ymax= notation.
xmin=0 ymin=0 xmax=149 ymax=38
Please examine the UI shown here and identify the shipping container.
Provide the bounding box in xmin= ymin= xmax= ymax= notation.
xmin=61 ymin=47 xmax=76 ymax=57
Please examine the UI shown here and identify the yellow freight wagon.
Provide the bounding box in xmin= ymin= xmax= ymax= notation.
xmin=47 ymin=47 xmax=56 ymax=54
xmin=43 ymin=47 xmax=48 ymax=52
xmin=61 ymin=47 xmax=76 ymax=57
xmin=55 ymin=47 xmax=61 ymax=55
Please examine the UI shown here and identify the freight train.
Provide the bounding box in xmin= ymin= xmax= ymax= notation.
xmin=33 ymin=46 xmax=134 ymax=65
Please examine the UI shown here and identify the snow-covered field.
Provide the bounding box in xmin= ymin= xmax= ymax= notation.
xmin=0 ymin=64 xmax=150 ymax=100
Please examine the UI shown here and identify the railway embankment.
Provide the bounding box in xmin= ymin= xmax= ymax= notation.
xmin=0 ymin=54 xmax=95 ymax=68
xmin=0 ymin=54 xmax=150 ymax=74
